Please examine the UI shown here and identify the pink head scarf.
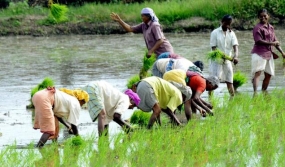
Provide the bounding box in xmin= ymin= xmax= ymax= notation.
xmin=124 ymin=89 xmax=141 ymax=106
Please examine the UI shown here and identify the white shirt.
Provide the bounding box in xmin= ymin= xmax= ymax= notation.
xmin=53 ymin=90 xmax=81 ymax=126
xmin=88 ymin=81 xmax=129 ymax=124
xmin=156 ymin=58 xmax=195 ymax=73
xmin=210 ymin=26 xmax=238 ymax=57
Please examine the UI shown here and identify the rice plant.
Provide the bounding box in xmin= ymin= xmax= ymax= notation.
xmin=233 ymin=71 xmax=247 ymax=91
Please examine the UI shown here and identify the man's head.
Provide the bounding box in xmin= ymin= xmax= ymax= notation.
xmin=193 ymin=60 xmax=204 ymax=71
xmin=221 ymin=14 xmax=233 ymax=31
xmin=205 ymin=76 xmax=219 ymax=91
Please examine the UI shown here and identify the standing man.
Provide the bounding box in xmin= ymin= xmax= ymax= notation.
xmin=209 ymin=15 xmax=239 ymax=97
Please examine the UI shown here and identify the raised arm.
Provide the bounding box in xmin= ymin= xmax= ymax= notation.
xmin=110 ymin=12 xmax=134 ymax=32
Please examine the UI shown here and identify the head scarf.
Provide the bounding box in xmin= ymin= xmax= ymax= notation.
xmin=163 ymin=69 xmax=187 ymax=86
xmin=206 ymin=76 xmax=220 ymax=87
xmin=59 ymin=88 xmax=89 ymax=103
xmin=141 ymin=7 xmax=159 ymax=22
xmin=124 ymin=89 xmax=141 ymax=106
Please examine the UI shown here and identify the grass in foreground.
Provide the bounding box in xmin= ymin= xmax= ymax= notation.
xmin=2 ymin=89 xmax=285 ymax=166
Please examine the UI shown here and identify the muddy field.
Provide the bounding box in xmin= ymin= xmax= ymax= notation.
xmin=0 ymin=31 xmax=284 ymax=148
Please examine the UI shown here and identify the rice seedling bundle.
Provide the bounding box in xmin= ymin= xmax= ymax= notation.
xmin=207 ymin=49 xmax=232 ymax=64
xmin=126 ymin=75 xmax=140 ymax=89
xmin=50 ymin=3 xmax=68 ymax=22
xmin=31 ymin=77 xmax=55 ymax=97
xmin=130 ymin=110 xmax=151 ymax=127
xmin=139 ymin=51 xmax=156 ymax=79
xmin=233 ymin=71 xmax=247 ymax=90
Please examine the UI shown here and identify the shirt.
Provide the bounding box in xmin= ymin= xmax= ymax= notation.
xmin=251 ymin=23 xmax=277 ymax=60
xmin=131 ymin=21 xmax=173 ymax=56
xmin=156 ymin=58 xmax=195 ymax=73
xmin=83 ymin=81 xmax=129 ymax=124
xmin=53 ymin=90 xmax=81 ymax=126
xmin=187 ymin=75 xmax=206 ymax=94
xmin=143 ymin=76 xmax=182 ymax=112
xmin=210 ymin=26 xmax=239 ymax=57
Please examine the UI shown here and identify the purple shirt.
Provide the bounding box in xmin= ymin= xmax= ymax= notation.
xmin=131 ymin=21 xmax=174 ymax=56
xmin=251 ymin=23 xmax=277 ymax=60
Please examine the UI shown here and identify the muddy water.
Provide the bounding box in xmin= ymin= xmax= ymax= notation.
xmin=0 ymin=30 xmax=285 ymax=148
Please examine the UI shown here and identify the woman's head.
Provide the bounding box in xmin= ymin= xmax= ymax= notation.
xmin=59 ymin=88 xmax=89 ymax=106
xmin=141 ymin=7 xmax=159 ymax=23
xmin=258 ymin=9 xmax=269 ymax=24
xmin=124 ymin=89 xmax=141 ymax=109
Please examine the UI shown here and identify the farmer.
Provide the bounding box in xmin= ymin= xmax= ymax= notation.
xmin=157 ymin=52 xmax=204 ymax=71
xmin=110 ymin=7 xmax=173 ymax=58
xmin=81 ymin=81 xmax=140 ymax=136
xmin=161 ymin=69 xmax=193 ymax=121
xmin=32 ymin=87 xmax=89 ymax=148
xmin=251 ymin=9 xmax=285 ymax=95
xmin=163 ymin=69 xmax=219 ymax=116
xmin=131 ymin=76 xmax=183 ymax=128
xmin=152 ymin=52 xmax=204 ymax=78
xmin=209 ymin=14 xmax=239 ymax=97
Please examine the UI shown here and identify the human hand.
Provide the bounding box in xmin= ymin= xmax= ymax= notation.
xmin=147 ymin=51 xmax=153 ymax=58
xmin=233 ymin=58 xmax=238 ymax=65
xmin=282 ymin=52 xmax=285 ymax=58
xmin=68 ymin=127 xmax=74 ymax=134
xmin=110 ymin=12 xmax=121 ymax=22
xmin=272 ymin=41 xmax=280 ymax=46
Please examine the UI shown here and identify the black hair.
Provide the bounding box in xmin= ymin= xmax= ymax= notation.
xmin=221 ymin=15 xmax=232 ymax=22
xmin=258 ymin=9 xmax=268 ymax=17
xmin=193 ymin=60 xmax=204 ymax=71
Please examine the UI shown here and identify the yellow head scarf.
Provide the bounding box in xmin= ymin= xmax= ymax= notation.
xmin=59 ymin=88 xmax=89 ymax=103
xmin=163 ymin=69 xmax=187 ymax=86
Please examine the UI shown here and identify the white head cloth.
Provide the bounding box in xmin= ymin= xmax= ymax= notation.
xmin=141 ymin=7 xmax=159 ymax=22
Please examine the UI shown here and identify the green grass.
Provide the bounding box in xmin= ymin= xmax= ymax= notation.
xmin=0 ymin=0 xmax=255 ymax=26
xmin=4 ymin=90 xmax=285 ymax=166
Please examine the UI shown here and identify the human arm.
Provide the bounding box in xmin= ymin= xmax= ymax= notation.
xmin=147 ymin=103 xmax=162 ymax=129
xmin=56 ymin=116 xmax=73 ymax=134
xmin=184 ymin=100 xmax=192 ymax=121
xmin=147 ymin=39 xmax=164 ymax=57
xmin=113 ymin=113 xmax=133 ymax=133
xmin=98 ymin=109 xmax=106 ymax=137
xmin=192 ymin=91 xmax=212 ymax=113
xmin=275 ymin=45 xmax=285 ymax=58
xmin=110 ymin=12 xmax=134 ymax=32
xmin=232 ymin=45 xmax=239 ymax=65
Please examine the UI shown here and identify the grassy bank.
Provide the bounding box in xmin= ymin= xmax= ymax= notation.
xmin=0 ymin=0 xmax=284 ymax=36
xmin=1 ymin=90 xmax=285 ymax=166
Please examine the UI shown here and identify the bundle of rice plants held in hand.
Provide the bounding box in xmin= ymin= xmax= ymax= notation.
xmin=233 ymin=71 xmax=247 ymax=91
xmin=207 ymin=49 xmax=233 ymax=64
xmin=139 ymin=51 xmax=156 ymax=79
